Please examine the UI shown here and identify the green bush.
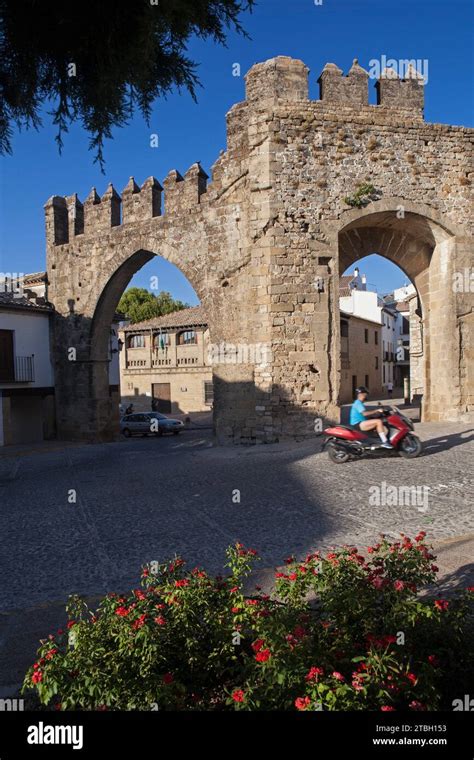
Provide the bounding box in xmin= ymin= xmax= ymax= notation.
xmin=23 ymin=534 xmax=474 ymax=711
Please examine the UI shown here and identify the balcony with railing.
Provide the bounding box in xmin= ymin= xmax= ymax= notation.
xmin=15 ymin=355 xmax=35 ymax=382
xmin=0 ymin=355 xmax=35 ymax=383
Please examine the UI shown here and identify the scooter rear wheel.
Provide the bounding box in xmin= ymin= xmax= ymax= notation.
xmin=398 ymin=433 xmax=423 ymax=459
xmin=327 ymin=442 xmax=351 ymax=464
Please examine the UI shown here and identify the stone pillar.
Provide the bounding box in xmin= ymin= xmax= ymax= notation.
xmin=409 ymin=295 xmax=424 ymax=403
xmin=424 ymin=238 xmax=460 ymax=421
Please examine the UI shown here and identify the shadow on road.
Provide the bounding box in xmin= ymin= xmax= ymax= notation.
xmin=421 ymin=429 xmax=474 ymax=457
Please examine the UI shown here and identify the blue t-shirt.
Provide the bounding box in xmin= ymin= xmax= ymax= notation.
xmin=350 ymin=399 xmax=366 ymax=425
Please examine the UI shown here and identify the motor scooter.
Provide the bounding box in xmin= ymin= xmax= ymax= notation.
xmin=322 ymin=406 xmax=422 ymax=463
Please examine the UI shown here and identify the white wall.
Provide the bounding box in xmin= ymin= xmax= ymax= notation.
xmin=0 ymin=310 xmax=53 ymax=388
xmin=339 ymin=289 xmax=381 ymax=324
xmin=393 ymin=284 xmax=416 ymax=302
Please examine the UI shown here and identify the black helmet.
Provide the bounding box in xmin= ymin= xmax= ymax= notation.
xmin=355 ymin=386 xmax=368 ymax=395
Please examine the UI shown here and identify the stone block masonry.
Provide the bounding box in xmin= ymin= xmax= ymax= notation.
xmin=45 ymin=56 xmax=473 ymax=444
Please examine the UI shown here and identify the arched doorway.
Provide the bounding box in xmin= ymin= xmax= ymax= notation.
xmin=338 ymin=255 xmax=420 ymax=408
xmin=89 ymin=250 xmax=212 ymax=440
xmin=335 ymin=201 xmax=463 ymax=422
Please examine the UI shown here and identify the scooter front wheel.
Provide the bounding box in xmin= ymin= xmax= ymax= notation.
xmin=398 ymin=433 xmax=423 ymax=459
xmin=327 ymin=442 xmax=351 ymax=464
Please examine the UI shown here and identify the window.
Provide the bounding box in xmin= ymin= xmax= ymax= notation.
xmin=375 ymin=356 xmax=379 ymax=370
xmin=365 ymin=375 xmax=369 ymax=388
xmin=178 ymin=330 xmax=197 ymax=345
xmin=154 ymin=332 xmax=170 ymax=349
xmin=128 ymin=334 xmax=145 ymax=349
xmin=204 ymin=381 xmax=214 ymax=405
xmin=0 ymin=329 xmax=14 ymax=382
xmin=364 ymin=329 xmax=368 ymax=343
xmin=375 ymin=331 xmax=378 ymax=345
xmin=383 ymin=366 xmax=386 ymax=383
xmin=340 ymin=320 xmax=349 ymax=338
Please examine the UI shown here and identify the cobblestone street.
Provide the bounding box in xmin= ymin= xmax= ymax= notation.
xmin=0 ymin=420 xmax=473 ymax=694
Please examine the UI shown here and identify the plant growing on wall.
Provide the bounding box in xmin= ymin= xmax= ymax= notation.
xmin=344 ymin=183 xmax=378 ymax=208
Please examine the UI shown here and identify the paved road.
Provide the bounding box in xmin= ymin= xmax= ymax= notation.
xmin=0 ymin=421 xmax=473 ymax=693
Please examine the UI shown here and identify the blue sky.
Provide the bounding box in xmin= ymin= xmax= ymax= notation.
xmin=1 ymin=0 xmax=473 ymax=303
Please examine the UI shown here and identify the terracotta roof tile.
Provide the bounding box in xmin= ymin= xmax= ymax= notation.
xmin=0 ymin=291 xmax=52 ymax=312
xmin=123 ymin=305 xmax=207 ymax=331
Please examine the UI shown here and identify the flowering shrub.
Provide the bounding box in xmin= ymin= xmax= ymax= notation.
xmin=23 ymin=535 xmax=474 ymax=711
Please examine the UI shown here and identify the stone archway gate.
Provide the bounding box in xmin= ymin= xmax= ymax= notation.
xmin=46 ymin=56 xmax=473 ymax=444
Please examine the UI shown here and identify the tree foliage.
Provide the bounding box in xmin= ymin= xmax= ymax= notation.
xmin=0 ymin=0 xmax=254 ymax=168
xmin=118 ymin=287 xmax=189 ymax=323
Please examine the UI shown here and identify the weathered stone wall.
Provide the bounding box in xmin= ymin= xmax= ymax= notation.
xmin=45 ymin=56 xmax=474 ymax=443
xmin=408 ymin=294 xmax=424 ymax=401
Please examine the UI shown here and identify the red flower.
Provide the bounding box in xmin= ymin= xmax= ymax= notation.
xmin=427 ymin=655 xmax=439 ymax=667
xmin=163 ymin=673 xmax=174 ymax=684
xmin=409 ymin=700 xmax=426 ymax=711
xmin=430 ymin=565 xmax=439 ymax=573
xmin=381 ymin=706 xmax=395 ymax=711
xmin=115 ymin=606 xmax=129 ymax=617
xmin=255 ymin=648 xmax=271 ymax=663
xmin=406 ymin=672 xmax=417 ymax=686
xmin=252 ymin=639 xmax=265 ymax=653
xmin=132 ymin=614 xmax=147 ymax=630
xmin=246 ymin=599 xmax=258 ymax=606
xmin=133 ymin=589 xmax=146 ymax=600
xmin=414 ymin=531 xmax=426 ymax=542
xmin=393 ymin=580 xmax=405 ymax=591
xmin=154 ymin=616 xmax=166 ymax=626
xmin=232 ymin=689 xmax=245 ymax=703
xmin=295 ymin=696 xmax=311 ymax=711
xmin=229 ymin=586 xmax=238 ymax=593
xmin=275 ymin=572 xmax=287 ymax=579
xmin=45 ymin=649 xmax=58 ymax=660
xmin=306 ymin=667 xmax=324 ymax=681
xmin=32 ymin=671 xmax=43 ymax=684
xmin=285 ymin=556 xmax=295 ymax=564
xmin=67 ymin=621 xmax=76 ymax=629
xmin=142 ymin=568 xmax=149 ymax=577
xmin=174 ymin=579 xmax=189 ymax=588
xmin=231 ymin=606 xmax=241 ymax=614
xmin=288 ymin=573 xmax=298 ymax=581
xmin=293 ymin=625 xmax=307 ymax=639
xmin=466 ymin=586 xmax=474 ymax=592
xmin=434 ymin=599 xmax=449 ymax=612
xmin=332 ymin=671 xmax=345 ymax=682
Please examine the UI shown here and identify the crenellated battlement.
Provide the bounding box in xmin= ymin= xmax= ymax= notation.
xmin=243 ymin=55 xmax=424 ymax=114
xmin=45 ymin=162 xmax=208 ymax=246
xmin=375 ymin=65 xmax=424 ymax=111
xmin=317 ymin=60 xmax=369 ymax=107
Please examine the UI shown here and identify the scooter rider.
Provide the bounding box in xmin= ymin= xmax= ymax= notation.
xmin=349 ymin=386 xmax=393 ymax=449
